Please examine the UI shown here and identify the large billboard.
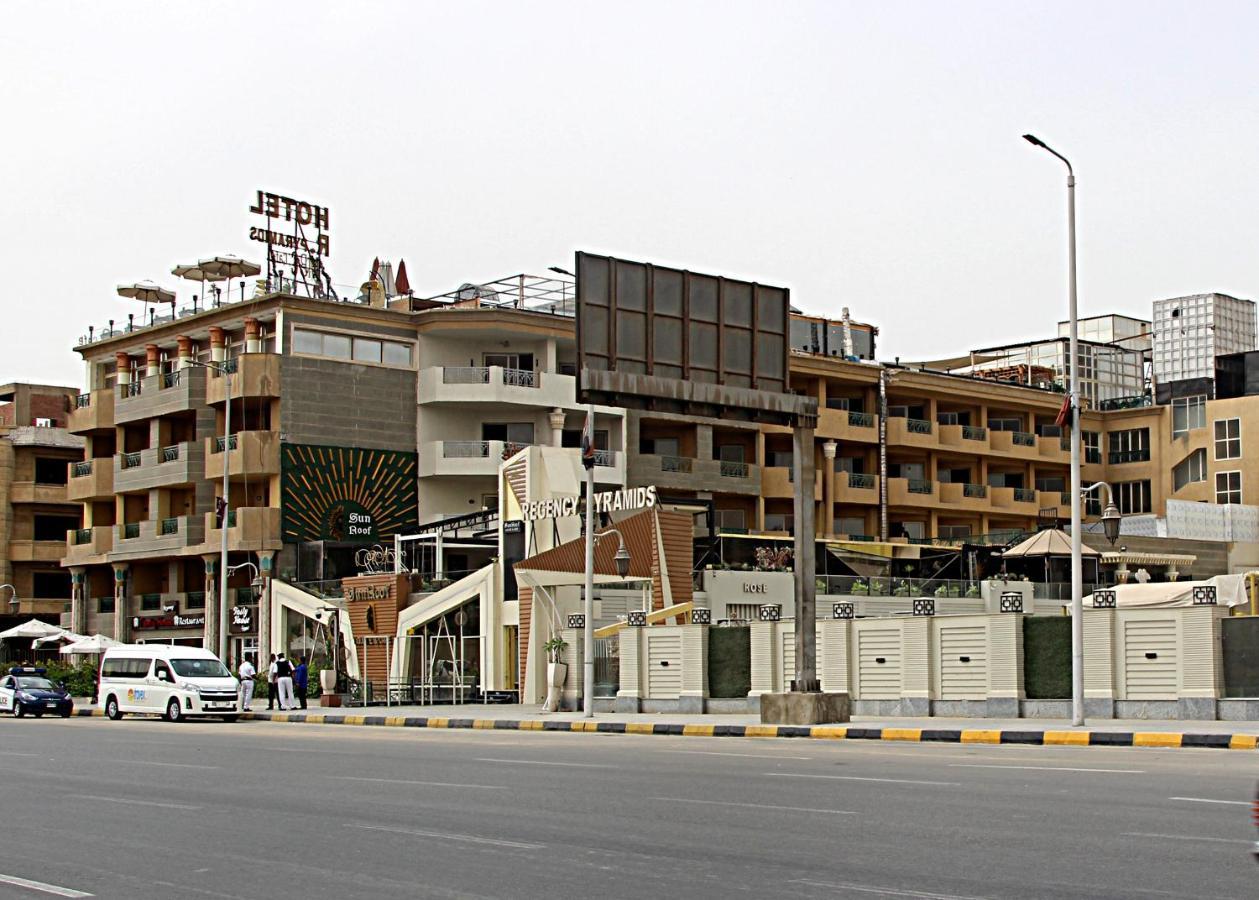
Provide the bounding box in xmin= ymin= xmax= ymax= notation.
xmin=280 ymin=444 xmax=417 ymax=544
xmin=575 ymin=252 xmax=810 ymax=426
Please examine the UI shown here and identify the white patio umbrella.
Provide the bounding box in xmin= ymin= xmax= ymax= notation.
xmin=198 ymin=256 xmax=261 ymax=306
xmin=118 ymin=280 xmax=177 ymax=325
xmin=32 ymin=631 xmax=87 ymax=648
xmin=172 ymin=262 xmax=225 ymax=312
xmin=0 ymin=619 xmax=66 ymax=640
xmin=61 ymin=634 xmax=123 ymax=655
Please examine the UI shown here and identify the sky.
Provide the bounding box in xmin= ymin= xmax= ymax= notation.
xmin=3 ymin=1 xmax=1257 ymax=385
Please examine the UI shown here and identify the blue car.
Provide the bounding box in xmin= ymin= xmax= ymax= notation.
xmin=0 ymin=667 xmax=74 ymax=718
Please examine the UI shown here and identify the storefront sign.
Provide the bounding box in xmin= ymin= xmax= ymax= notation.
xmin=522 ymin=485 xmax=657 ymax=522
xmin=281 ymin=444 xmax=417 ymax=544
xmin=248 ymin=190 xmax=330 ymax=257
xmin=231 ymin=606 xmax=253 ymax=633
xmin=133 ymin=615 xmax=206 ymax=630
xmin=741 ymin=583 xmax=768 ymax=594
xmin=346 ymin=585 xmax=391 ymax=602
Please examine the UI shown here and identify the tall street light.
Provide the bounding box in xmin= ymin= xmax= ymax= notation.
xmin=1024 ymin=133 xmax=1085 ymax=726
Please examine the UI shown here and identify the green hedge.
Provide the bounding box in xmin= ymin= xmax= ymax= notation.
xmin=708 ymin=626 xmax=751 ymax=699
xmin=1023 ymin=616 xmax=1071 ymax=700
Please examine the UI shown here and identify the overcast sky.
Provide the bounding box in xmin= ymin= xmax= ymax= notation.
xmin=4 ymin=1 xmax=1256 ymax=385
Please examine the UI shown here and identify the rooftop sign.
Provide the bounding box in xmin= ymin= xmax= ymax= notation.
xmin=522 ymin=486 xmax=657 ymax=522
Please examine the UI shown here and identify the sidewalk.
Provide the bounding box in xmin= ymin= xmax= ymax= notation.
xmin=79 ymin=701 xmax=1254 ymax=749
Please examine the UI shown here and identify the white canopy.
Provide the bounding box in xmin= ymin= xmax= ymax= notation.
xmin=1003 ymin=529 xmax=1101 ymax=558
xmin=1083 ymin=574 xmax=1248 ymax=609
xmin=0 ymin=619 xmax=67 ymax=640
xmin=61 ymin=634 xmax=123 ymax=654
xmin=33 ymin=631 xmax=88 ymax=648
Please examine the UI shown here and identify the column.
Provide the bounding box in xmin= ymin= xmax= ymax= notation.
xmin=115 ymin=352 xmax=131 ymax=389
xmin=986 ymin=612 xmax=1023 ymax=717
xmin=177 ymin=335 xmax=193 ymax=370
xmin=548 ymin=409 xmax=566 ymax=448
xmin=111 ymin=563 xmax=130 ymax=644
xmin=70 ymin=568 xmax=87 ymax=635
xmin=792 ymin=424 xmax=818 ymax=691
xmin=616 ymin=625 xmax=642 ymax=713
xmin=244 ymin=317 xmax=260 ymax=353
xmin=561 ymin=625 xmax=583 ymax=711
xmin=258 ymin=551 xmax=276 ymax=662
xmin=900 ymin=616 xmax=931 ymax=716
xmin=748 ymin=621 xmax=776 ymax=698
xmin=1082 ymin=609 xmax=1116 ymax=718
xmin=145 ymin=344 xmax=160 ymax=379
xmin=822 ymin=440 xmax=837 ymax=537
xmin=209 ymin=326 xmax=225 ymax=364
xmin=203 ymin=555 xmax=219 ymax=655
xmin=678 ymin=623 xmax=708 ymax=714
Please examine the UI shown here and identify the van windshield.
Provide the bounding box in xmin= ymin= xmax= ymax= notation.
xmin=170 ymin=659 xmax=232 ymax=679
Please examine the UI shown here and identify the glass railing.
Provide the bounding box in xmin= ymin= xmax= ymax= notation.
xmin=817 ymin=575 xmax=983 ymax=599
xmin=72 ymin=528 xmax=92 ymax=545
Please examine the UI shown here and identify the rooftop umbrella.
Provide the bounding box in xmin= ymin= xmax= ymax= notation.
xmin=198 ymin=256 xmax=261 ymax=306
xmin=32 ymin=631 xmax=87 ymax=648
xmin=61 ymin=633 xmax=123 ymax=655
xmin=0 ymin=619 xmax=66 ymax=640
xmin=118 ymin=280 xmax=177 ymax=326
xmin=173 ymin=262 xmax=226 ymax=311
xmin=395 ymin=259 xmax=411 ymax=296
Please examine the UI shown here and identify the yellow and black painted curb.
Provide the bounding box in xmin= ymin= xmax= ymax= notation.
xmin=68 ymin=707 xmax=1257 ymax=749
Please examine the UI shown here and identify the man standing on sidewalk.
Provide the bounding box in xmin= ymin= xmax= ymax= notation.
xmin=293 ymin=656 xmax=309 ymax=710
xmin=266 ymin=653 xmax=278 ymax=710
xmin=275 ymin=652 xmax=295 ymax=710
xmin=238 ymin=656 xmax=256 ymax=711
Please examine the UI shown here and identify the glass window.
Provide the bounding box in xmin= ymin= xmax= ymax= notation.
xmin=1083 ymin=431 xmax=1101 ymax=465
xmin=1114 ymin=480 xmax=1152 ymax=514
xmin=1214 ymin=418 xmax=1241 ymax=460
xmin=1216 ymin=471 xmax=1242 ymax=505
xmin=1172 ymin=449 xmax=1207 ymax=491
xmin=322 ymin=334 xmax=351 ymax=360
xmin=352 ymin=338 xmax=382 ymax=363
xmin=292 ymin=329 xmax=322 ymax=355
xmin=1172 ymin=396 xmax=1206 ymax=436
xmin=382 ymin=341 xmax=412 ymax=367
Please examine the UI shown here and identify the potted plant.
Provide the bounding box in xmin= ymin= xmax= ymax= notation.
xmin=542 ymin=635 xmax=568 ymax=712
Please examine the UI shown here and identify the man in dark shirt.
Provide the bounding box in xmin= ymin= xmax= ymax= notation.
xmin=293 ymin=656 xmax=309 ymax=710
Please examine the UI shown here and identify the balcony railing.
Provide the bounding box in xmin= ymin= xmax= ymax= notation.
xmin=75 ymin=393 xmax=91 ymax=409
xmin=720 ymin=460 xmax=749 ymax=478
xmin=848 ymin=411 xmax=874 ymax=428
xmin=139 ymin=593 xmax=162 ymax=611
xmin=443 ymin=441 xmax=489 ymax=458
xmin=764 ymin=515 xmax=794 ymax=533
xmin=848 ymin=473 xmax=875 ymax=489
xmin=1013 ymin=432 xmax=1036 ymax=447
xmin=907 ymin=478 xmax=933 ymax=494
xmin=963 ymin=483 xmax=987 ymax=498
xmin=213 ymin=434 xmax=238 ymax=453
xmin=502 ymin=367 xmax=537 ymax=388
xmin=185 ymin=591 xmax=206 ymax=610
xmin=1014 ymin=488 xmax=1037 ymax=503
xmin=1108 ymin=449 xmax=1150 ymax=464
xmin=72 ymin=528 xmax=92 ymax=545
xmin=906 ymin=418 xmax=933 ymax=435
xmin=661 ymin=455 xmax=693 ymax=474
xmin=121 ymin=522 xmax=140 ymax=539
xmin=592 ymin=449 xmax=616 ymax=467
xmin=221 ymin=357 xmax=239 ymax=374
xmin=160 ymin=517 xmax=179 ymax=536
xmin=443 ymin=367 xmax=490 ymax=384
xmin=72 ymin=460 xmax=93 ymax=477
xmin=121 ymin=452 xmax=142 ymax=469
xmin=962 ymin=425 xmax=987 ymax=441
xmin=160 ymin=445 xmax=180 ymax=463
xmin=122 ymin=381 xmax=142 ymax=398
xmin=161 ymin=371 xmax=181 ymax=389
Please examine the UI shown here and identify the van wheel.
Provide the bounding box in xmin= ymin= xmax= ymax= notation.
xmin=220 ymin=715 xmax=238 ymax=723
xmin=13 ymin=702 xmax=24 ymax=718
xmin=165 ymin=698 xmax=183 ymax=722
xmin=105 ymin=696 xmax=123 ymax=720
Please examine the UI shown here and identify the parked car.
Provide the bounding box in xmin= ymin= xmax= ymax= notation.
xmin=0 ymin=667 xmax=73 ymax=718
xmin=99 ymin=645 xmax=239 ymax=722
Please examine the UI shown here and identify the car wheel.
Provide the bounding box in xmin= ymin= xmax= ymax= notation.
xmin=220 ymin=715 xmax=238 ymax=723
xmin=165 ymin=698 xmax=182 ymax=722
xmin=105 ymin=696 xmax=123 ymax=720
xmin=32 ymin=710 xmax=43 ymax=718
xmin=60 ymin=710 xmax=71 ymax=718
xmin=13 ymin=702 xmax=24 ymax=718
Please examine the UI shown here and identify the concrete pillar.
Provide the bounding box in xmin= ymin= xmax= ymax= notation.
xmin=209 ymin=327 xmax=225 ymax=364
xmin=244 ymin=317 xmax=260 ymax=354
xmin=749 ymin=621 xmax=776 ymax=698
xmin=986 ymin=612 xmax=1024 ymax=717
xmin=1178 ymin=605 xmax=1223 ymax=720
xmin=70 ymin=568 xmax=87 ymax=635
xmin=111 ymin=563 xmax=130 ymax=644
xmin=817 ymin=619 xmax=851 ymax=694
xmin=258 ymin=551 xmax=276 ymax=661
xmin=177 ymin=335 xmax=192 ymax=370
xmin=822 ymin=440 xmax=837 ymax=537
xmin=548 ymin=409 xmax=566 ymax=448
xmin=792 ymin=425 xmax=818 ymax=691
xmin=115 ymin=352 xmax=131 ymax=388
xmin=560 ymin=626 xmax=584 ymax=711
xmin=145 ymin=344 xmax=160 ymax=379
xmin=900 ymin=616 xmax=931 ymax=715
xmin=1082 ymin=609 xmax=1116 ymax=718
xmin=203 ymin=555 xmax=219 ymax=654
xmin=678 ymin=624 xmax=708 ymax=713
xmin=0 ymin=439 xmax=12 ymax=588
xmin=616 ymin=626 xmax=642 ymax=713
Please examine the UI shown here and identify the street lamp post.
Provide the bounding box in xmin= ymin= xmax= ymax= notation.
xmin=1 ymin=584 xmax=17 ymax=614
xmin=1024 ymin=133 xmax=1085 ymax=725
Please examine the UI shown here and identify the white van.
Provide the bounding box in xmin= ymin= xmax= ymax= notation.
xmin=99 ymin=645 xmax=239 ymax=722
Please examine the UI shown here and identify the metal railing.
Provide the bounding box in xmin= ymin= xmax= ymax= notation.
xmin=443 ymin=441 xmax=490 ymax=458
xmin=502 ymin=367 xmax=537 ymax=388
xmin=592 ymin=449 xmax=616 ymax=467
xmin=160 ymin=445 xmax=180 ymax=463
xmin=905 ymin=418 xmax=933 ymax=435
xmin=121 ymin=452 xmax=142 ymax=469
xmin=847 ymin=473 xmax=875 ymax=489
xmin=121 ymin=522 xmax=140 ymax=539
xmin=907 ymin=478 xmax=933 ymax=494
xmin=848 ymin=411 xmax=874 ymax=428
xmin=121 ymin=382 xmax=142 ymax=398
xmin=817 ymin=575 xmax=983 ymax=599
xmin=963 ymin=483 xmax=987 ymax=498
xmin=161 ymin=371 xmax=181 ymax=389
xmin=1014 ymin=488 xmax=1037 ymax=503
xmin=962 ymin=425 xmax=987 ymax=441
xmin=1013 ymin=431 xmax=1036 ymax=447
xmin=160 ymin=518 xmax=179 ymax=536
xmin=290 ymin=578 xmax=344 ymax=599
xmin=139 ymin=593 xmax=162 ymax=611
xmin=443 ymin=366 xmax=490 ymax=384
xmin=72 ymin=528 xmax=92 ymax=545
xmin=1098 ymin=395 xmax=1151 ymax=411
xmin=72 ymin=460 xmax=93 ymax=477
xmin=214 ymin=435 xmax=238 ymax=452
xmin=75 ymin=394 xmax=91 ymax=409
xmin=661 ymin=455 xmax=693 ymax=473
xmin=720 ymin=460 xmax=750 ymax=478
xmin=1108 ymin=448 xmax=1150 ymax=464
xmin=185 ymin=591 xmax=206 ymax=610
xmin=221 ymin=357 xmax=239 ymax=374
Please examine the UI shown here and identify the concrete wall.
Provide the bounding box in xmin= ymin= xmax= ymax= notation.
xmin=279 ymin=355 xmax=417 ymax=452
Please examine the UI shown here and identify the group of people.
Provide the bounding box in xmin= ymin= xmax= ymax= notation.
xmin=235 ymin=653 xmax=308 ymax=711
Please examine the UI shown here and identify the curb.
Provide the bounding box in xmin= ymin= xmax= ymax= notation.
xmin=69 ymin=708 xmax=1259 ymax=749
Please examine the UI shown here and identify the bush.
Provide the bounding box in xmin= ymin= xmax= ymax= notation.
xmin=31 ymin=659 xmax=99 ymax=698
xmin=1024 ymin=617 xmax=1071 ymax=699
xmin=708 ymin=626 xmax=751 ymax=699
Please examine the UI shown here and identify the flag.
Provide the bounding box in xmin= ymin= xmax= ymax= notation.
xmin=580 ymin=409 xmax=596 ymax=469
xmin=395 ymin=259 xmax=411 ymax=295
xmin=1054 ymin=393 xmax=1071 ymax=429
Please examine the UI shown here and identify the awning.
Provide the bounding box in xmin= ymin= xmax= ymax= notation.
xmin=1004 ymin=529 xmax=1101 ymax=558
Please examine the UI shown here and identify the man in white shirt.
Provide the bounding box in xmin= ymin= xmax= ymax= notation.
xmin=274 ymin=653 xmax=295 ymax=711
xmin=238 ymin=657 xmax=256 ymax=711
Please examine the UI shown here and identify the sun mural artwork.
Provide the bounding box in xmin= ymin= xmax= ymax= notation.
xmin=280 ymin=444 xmax=418 ymax=543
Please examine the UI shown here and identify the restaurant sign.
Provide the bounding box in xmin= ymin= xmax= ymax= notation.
xmin=133 ymin=614 xmax=206 ymax=630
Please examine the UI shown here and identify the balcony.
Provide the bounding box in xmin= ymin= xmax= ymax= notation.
xmin=835 ymin=472 xmax=879 ymax=504
xmin=7 ymin=540 xmax=66 ymax=564
xmin=7 ymin=481 xmax=68 ymax=504
xmin=886 ymin=416 xmax=937 ymax=450
xmin=990 ymin=486 xmax=1039 ymax=513
xmin=418 ymin=365 xmax=578 ymax=410
xmin=203 ymin=505 xmax=282 ymax=553
xmin=988 ymin=429 xmax=1038 ymax=460
xmin=67 ymin=459 xmax=114 ymax=502
xmin=206 ymin=353 xmax=281 ymax=404
xmin=204 ymin=430 xmax=280 ymax=479
xmin=418 ymin=441 xmax=622 ymax=481
xmin=63 ymin=525 xmax=114 ymax=565
xmin=938 ymin=423 xmax=988 ymax=450
xmin=762 ymin=466 xmax=822 ymax=500
xmin=111 ymin=515 xmax=207 ymax=558
xmin=627 ymin=453 xmax=761 ymax=495
xmin=887 ymin=477 xmax=937 ymax=507
xmin=68 ymin=389 xmax=115 ymax=434
xmin=113 ymin=441 xmax=205 ymax=493
xmin=816 ymin=407 xmax=879 ymax=443
xmin=114 ymin=367 xmax=206 ymax=424
xmin=939 ymin=481 xmax=989 ymax=512
xmin=1037 ymin=434 xmax=1069 ymax=463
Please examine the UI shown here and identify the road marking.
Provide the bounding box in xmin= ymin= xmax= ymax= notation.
xmin=653 ymin=797 xmax=855 ymax=815
xmin=345 ymin=823 xmax=542 ymax=850
xmin=768 ymin=773 xmax=959 ymax=786
xmin=69 ymin=794 xmax=201 ymax=810
xmin=0 ymin=874 xmax=93 ymax=898
xmin=1169 ymin=796 xmax=1251 ymax=806
xmin=664 ymin=749 xmax=813 ymax=760
xmin=330 ymin=775 xmax=505 ymax=790
xmin=475 ymin=757 xmax=614 ymax=769
xmin=950 ymin=764 xmax=1144 ymax=774
xmin=108 ymin=759 xmax=218 ymax=770
xmin=1122 ymin=832 xmax=1249 ymax=845
xmin=0 ymin=751 xmax=40 ymax=758
xmin=791 ymin=878 xmax=990 ymax=899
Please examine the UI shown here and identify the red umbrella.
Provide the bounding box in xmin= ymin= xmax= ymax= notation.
xmin=395 ymin=259 xmax=411 ymax=295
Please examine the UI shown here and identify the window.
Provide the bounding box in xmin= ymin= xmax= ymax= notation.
xmin=1114 ymin=480 xmax=1152 ymax=514
xmin=34 ymin=417 xmax=53 ymax=427
xmin=352 ymin=337 xmax=382 ymax=363
xmin=837 ymin=516 xmax=865 ymax=537
xmin=101 ymin=657 xmax=151 ymax=679
xmin=1214 ymin=418 xmax=1241 ymax=460
xmin=1108 ymin=428 xmax=1150 ymax=464
xmin=716 ymin=445 xmax=745 ymax=463
xmin=988 ymin=417 xmax=1022 ymax=433
xmin=154 ymin=661 xmax=174 ymax=683
xmin=323 ymin=334 xmax=351 ymax=360
xmin=292 ymin=328 xmax=411 ymax=367
xmin=481 ymin=422 xmax=535 ymax=445
xmin=97 ymin=596 xmax=115 ymax=614
xmin=33 ymin=515 xmax=79 ymax=541
xmin=292 ymin=329 xmax=322 ymax=355
xmin=484 ymin=353 xmax=534 ymax=371
xmin=835 ymin=456 xmax=865 ymax=474
xmin=32 ymin=571 xmax=71 ymax=599
xmin=1083 ymin=431 xmax=1101 ymax=465
xmin=1172 ymin=395 xmax=1206 ymax=436
xmin=640 ymin=437 xmax=679 ymax=457
xmin=1172 ymin=449 xmax=1207 ymax=491
xmin=1216 ymin=471 xmax=1242 ymax=505
xmin=381 ymin=341 xmax=411 ymax=366
xmin=34 ymin=457 xmax=69 ymax=484
xmin=716 ymin=508 xmax=746 ymax=531
xmin=562 ymin=429 xmax=609 ymax=450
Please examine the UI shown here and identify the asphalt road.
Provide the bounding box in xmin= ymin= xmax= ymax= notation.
xmin=0 ymin=716 xmax=1255 ymax=900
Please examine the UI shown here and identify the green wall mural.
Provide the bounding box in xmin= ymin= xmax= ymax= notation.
xmin=280 ymin=444 xmax=417 ymax=543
